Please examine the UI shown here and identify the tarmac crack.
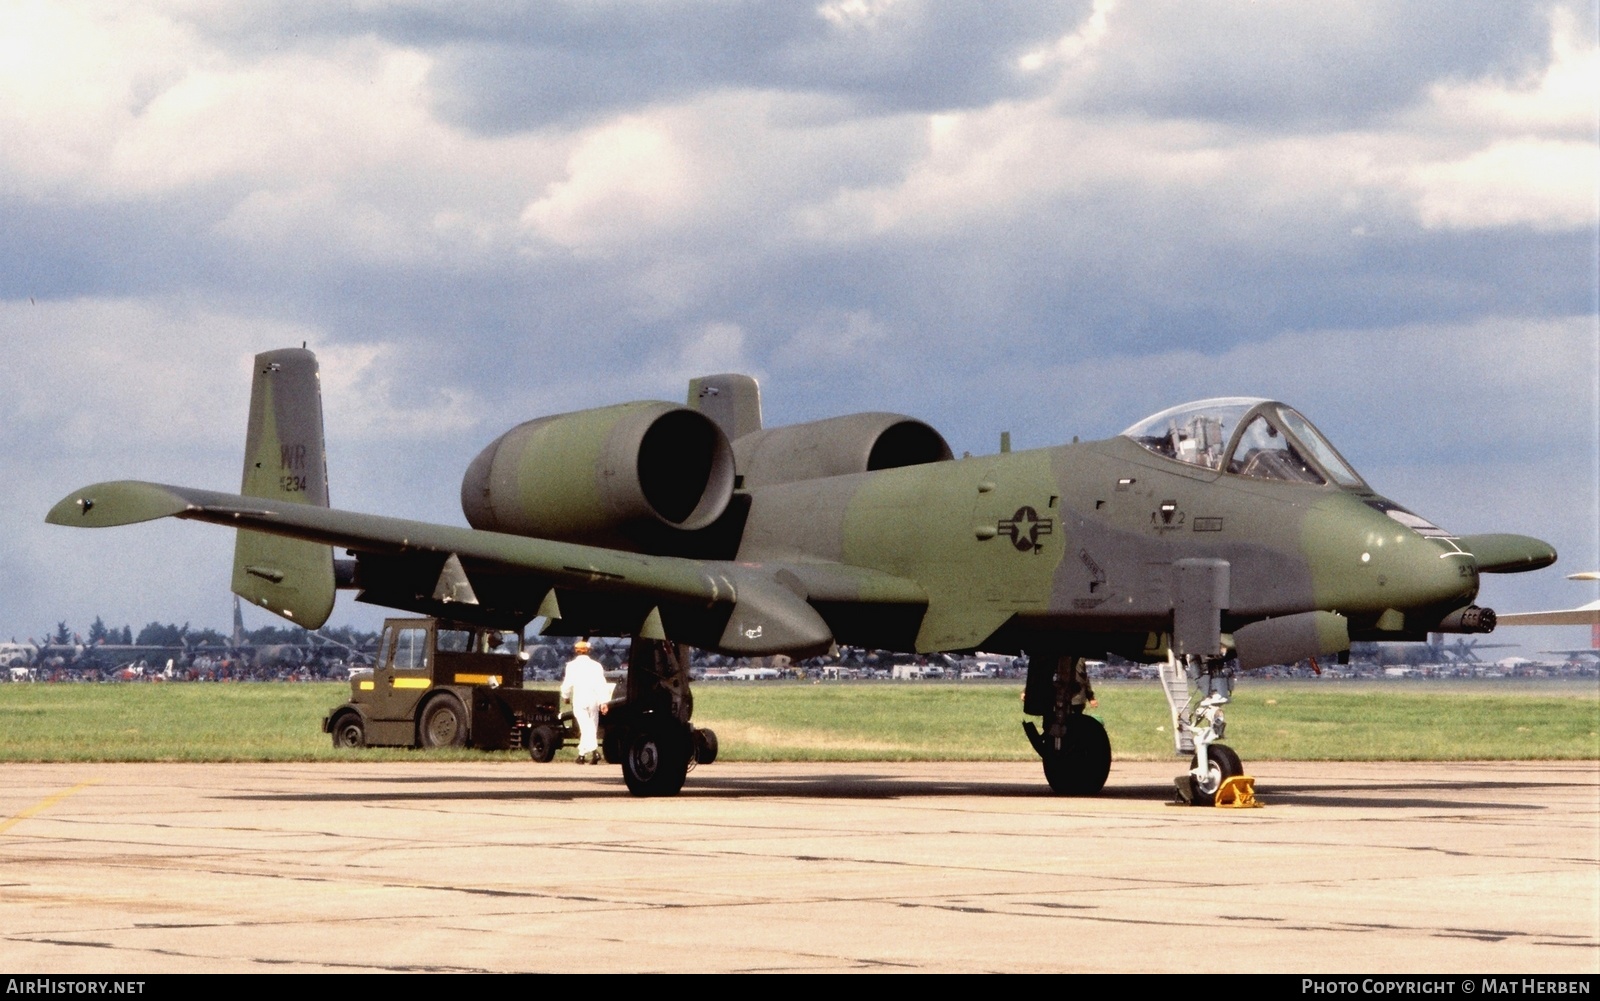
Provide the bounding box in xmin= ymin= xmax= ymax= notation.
xmin=896 ymin=901 xmax=997 ymax=915
xmin=4 ymin=932 xmax=500 ymax=972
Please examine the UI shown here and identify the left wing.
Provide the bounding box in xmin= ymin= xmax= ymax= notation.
xmin=46 ymin=479 xmax=925 ymax=656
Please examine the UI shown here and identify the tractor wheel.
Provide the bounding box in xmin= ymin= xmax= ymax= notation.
xmin=419 ymin=694 xmax=468 ymax=748
xmin=527 ymin=724 xmax=561 ymax=763
xmin=331 ymin=712 xmax=365 ymax=749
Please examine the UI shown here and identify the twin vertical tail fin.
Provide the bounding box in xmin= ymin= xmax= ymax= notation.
xmin=231 ymin=348 xmax=336 ymax=628
xmin=687 ymin=373 xmax=762 ymax=442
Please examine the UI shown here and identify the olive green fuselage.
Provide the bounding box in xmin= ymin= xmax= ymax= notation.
xmin=735 ymin=436 xmax=1478 ymax=658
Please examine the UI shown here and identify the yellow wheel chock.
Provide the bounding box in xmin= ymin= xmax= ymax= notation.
xmin=1214 ymin=775 xmax=1261 ymax=808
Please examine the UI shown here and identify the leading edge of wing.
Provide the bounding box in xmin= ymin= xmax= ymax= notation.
xmin=1495 ymin=600 xmax=1600 ymax=627
xmin=46 ymin=480 xmax=927 ymax=653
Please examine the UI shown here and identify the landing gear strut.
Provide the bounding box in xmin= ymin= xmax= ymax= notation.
xmin=1023 ymin=652 xmax=1111 ymax=795
xmin=1160 ymin=652 xmax=1246 ymax=805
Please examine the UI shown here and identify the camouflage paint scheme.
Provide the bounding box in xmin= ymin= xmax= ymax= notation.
xmin=47 ymin=348 xmax=1556 ymax=798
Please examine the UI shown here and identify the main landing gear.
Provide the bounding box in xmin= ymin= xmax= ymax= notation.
xmin=1160 ymin=652 xmax=1252 ymax=806
xmin=1023 ymin=652 xmax=1112 ymax=796
xmin=607 ymin=638 xmax=718 ymax=797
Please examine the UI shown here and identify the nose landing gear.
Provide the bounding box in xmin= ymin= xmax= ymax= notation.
xmin=1161 ymin=653 xmax=1258 ymax=806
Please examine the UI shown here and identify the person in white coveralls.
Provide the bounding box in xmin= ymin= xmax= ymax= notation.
xmin=560 ymin=639 xmax=610 ymax=764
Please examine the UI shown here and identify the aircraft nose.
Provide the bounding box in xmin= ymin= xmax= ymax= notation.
xmin=1356 ymin=512 xmax=1478 ymax=615
xmin=1308 ymin=498 xmax=1478 ymax=621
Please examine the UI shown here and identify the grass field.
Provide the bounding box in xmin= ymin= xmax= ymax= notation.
xmin=0 ymin=679 xmax=1595 ymax=763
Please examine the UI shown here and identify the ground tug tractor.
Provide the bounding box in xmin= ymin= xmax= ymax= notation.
xmin=323 ymin=617 xmax=574 ymax=760
xmin=323 ymin=617 xmax=719 ymax=788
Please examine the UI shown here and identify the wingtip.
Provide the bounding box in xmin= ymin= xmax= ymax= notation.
xmin=46 ymin=481 xmax=192 ymax=528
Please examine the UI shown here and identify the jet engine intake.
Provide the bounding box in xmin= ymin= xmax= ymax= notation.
xmin=461 ymin=401 xmax=735 ymax=547
xmin=734 ymin=412 xmax=952 ymax=489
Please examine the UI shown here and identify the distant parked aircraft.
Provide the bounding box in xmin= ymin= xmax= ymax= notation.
xmin=1497 ymin=572 xmax=1600 ymax=656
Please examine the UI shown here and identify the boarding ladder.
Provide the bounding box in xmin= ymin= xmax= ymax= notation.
xmin=1157 ymin=652 xmax=1194 ymax=754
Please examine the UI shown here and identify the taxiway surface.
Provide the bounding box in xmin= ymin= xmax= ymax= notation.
xmin=2 ymin=760 xmax=1596 ymax=973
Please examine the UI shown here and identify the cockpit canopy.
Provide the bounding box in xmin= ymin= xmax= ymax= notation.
xmin=1121 ymin=398 xmax=1366 ymax=488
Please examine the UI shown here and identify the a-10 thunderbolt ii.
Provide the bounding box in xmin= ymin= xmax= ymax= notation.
xmin=48 ymin=348 xmax=1556 ymax=800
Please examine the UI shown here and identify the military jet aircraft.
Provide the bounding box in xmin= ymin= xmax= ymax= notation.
xmin=48 ymin=349 xmax=1557 ymax=800
xmin=1497 ymin=572 xmax=1600 ymax=658
xmin=1497 ymin=572 xmax=1600 ymax=629
xmin=0 ymin=636 xmax=194 ymax=673
xmin=0 ymin=641 xmax=39 ymax=669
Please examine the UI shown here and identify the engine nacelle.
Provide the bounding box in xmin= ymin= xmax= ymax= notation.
xmin=733 ymin=412 xmax=952 ymax=489
xmin=461 ymin=401 xmax=736 ymax=547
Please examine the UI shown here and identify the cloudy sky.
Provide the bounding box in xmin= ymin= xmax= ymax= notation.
xmin=3 ymin=0 xmax=1596 ymax=658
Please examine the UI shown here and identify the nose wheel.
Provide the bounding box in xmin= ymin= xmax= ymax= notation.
xmin=1189 ymin=742 xmax=1242 ymax=798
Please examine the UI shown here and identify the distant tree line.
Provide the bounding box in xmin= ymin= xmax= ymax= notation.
xmin=45 ymin=616 xmax=379 ymax=651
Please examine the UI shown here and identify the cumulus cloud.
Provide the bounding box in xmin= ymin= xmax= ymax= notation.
xmin=0 ymin=4 xmax=194 ymax=194
xmin=318 ymin=340 xmax=481 ymax=441
xmin=521 ymin=117 xmax=697 ymax=252
xmin=1395 ymin=10 xmax=1600 ymax=233
xmin=1053 ymin=0 xmax=1556 ymax=127
xmin=1407 ymin=139 xmax=1598 ymax=232
xmin=1424 ymin=4 xmax=1599 ymax=137
xmin=410 ymin=0 xmax=1091 ymax=129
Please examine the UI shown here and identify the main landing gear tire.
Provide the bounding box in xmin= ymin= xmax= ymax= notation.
xmin=1190 ymin=742 xmax=1243 ymax=802
xmin=331 ymin=712 xmax=365 ymax=749
xmin=419 ymin=694 xmax=468 ymax=748
xmin=693 ymin=727 xmax=718 ymax=765
xmin=621 ymin=718 xmax=691 ymax=797
xmin=526 ymin=724 xmax=561 ymax=763
xmin=1041 ymin=713 xmax=1112 ymax=796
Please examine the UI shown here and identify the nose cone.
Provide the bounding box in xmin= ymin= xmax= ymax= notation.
xmin=1379 ymin=534 xmax=1480 ymax=614
xmin=1305 ymin=496 xmax=1478 ymax=622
